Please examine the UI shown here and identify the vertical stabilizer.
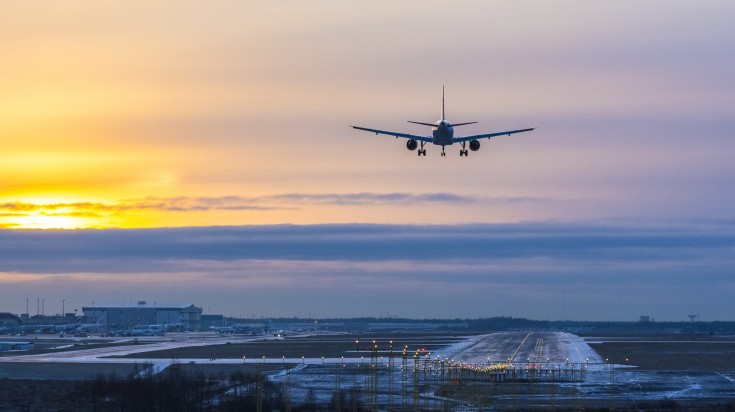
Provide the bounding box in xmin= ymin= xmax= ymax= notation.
xmin=441 ymin=85 xmax=445 ymax=120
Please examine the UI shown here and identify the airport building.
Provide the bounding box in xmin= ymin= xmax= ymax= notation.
xmin=200 ymin=314 xmax=225 ymax=330
xmin=81 ymin=301 xmax=202 ymax=330
xmin=0 ymin=341 xmax=34 ymax=351
xmin=0 ymin=312 xmax=22 ymax=326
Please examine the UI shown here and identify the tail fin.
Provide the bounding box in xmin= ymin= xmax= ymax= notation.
xmin=441 ymin=85 xmax=445 ymax=120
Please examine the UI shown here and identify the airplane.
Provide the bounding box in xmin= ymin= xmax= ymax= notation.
xmin=211 ymin=322 xmax=269 ymax=335
xmin=129 ymin=324 xmax=166 ymax=336
xmin=54 ymin=323 xmax=78 ymax=332
xmin=231 ymin=321 xmax=269 ymax=334
xmin=351 ymin=87 xmax=534 ymax=157
xmin=75 ymin=319 xmax=104 ymax=333
xmin=24 ymin=324 xmax=58 ymax=334
xmin=211 ymin=325 xmax=236 ymax=334
xmin=165 ymin=318 xmax=190 ymax=332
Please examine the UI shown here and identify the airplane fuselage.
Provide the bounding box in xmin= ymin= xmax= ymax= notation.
xmin=431 ymin=120 xmax=454 ymax=146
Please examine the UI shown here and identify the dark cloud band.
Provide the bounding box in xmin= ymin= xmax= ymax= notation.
xmin=1 ymin=221 xmax=733 ymax=272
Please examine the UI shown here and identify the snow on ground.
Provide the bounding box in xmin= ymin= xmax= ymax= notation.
xmin=560 ymin=332 xmax=604 ymax=366
xmin=430 ymin=334 xmax=488 ymax=361
xmin=135 ymin=361 xmax=173 ymax=377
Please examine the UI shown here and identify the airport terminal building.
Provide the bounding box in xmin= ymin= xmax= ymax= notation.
xmin=82 ymin=302 xmax=202 ymax=330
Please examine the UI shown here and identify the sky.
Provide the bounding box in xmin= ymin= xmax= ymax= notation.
xmin=1 ymin=1 xmax=734 ymax=320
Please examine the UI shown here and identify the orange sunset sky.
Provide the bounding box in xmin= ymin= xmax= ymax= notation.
xmin=3 ymin=2 xmax=733 ymax=229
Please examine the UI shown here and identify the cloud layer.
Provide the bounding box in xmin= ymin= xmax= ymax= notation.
xmin=0 ymin=193 xmax=548 ymax=228
xmin=3 ymin=1 xmax=735 ymax=229
xmin=1 ymin=221 xmax=733 ymax=321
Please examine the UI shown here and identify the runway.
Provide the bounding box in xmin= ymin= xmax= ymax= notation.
xmin=433 ymin=331 xmax=602 ymax=366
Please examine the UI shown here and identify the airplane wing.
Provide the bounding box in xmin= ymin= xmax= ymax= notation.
xmin=453 ymin=127 xmax=534 ymax=143
xmin=351 ymin=126 xmax=433 ymax=143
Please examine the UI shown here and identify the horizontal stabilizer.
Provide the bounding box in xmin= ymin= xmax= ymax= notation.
xmin=452 ymin=122 xmax=478 ymax=127
xmin=407 ymin=121 xmax=435 ymax=127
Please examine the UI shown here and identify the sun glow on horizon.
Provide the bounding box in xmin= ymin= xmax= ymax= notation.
xmin=9 ymin=213 xmax=88 ymax=230
xmin=0 ymin=197 xmax=102 ymax=229
xmin=0 ymin=196 xmax=266 ymax=229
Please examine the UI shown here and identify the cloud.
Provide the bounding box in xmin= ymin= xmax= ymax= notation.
xmin=115 ymin=196 xmax=274 ymax=212
xmin=0 ymin=198 xmax=269 ymax=214
xmin=1 ymin=221 xmax=734 ymax=320
xmin=0 ymin=192 xmax=526 ymax=218
xmin=1 ymin=220 xmax=732 ymax=269
xmin=261 ymin=192 xmax=503 ymax=205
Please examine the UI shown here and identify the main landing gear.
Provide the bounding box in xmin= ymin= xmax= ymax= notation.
xmin=417 ymin=141 xmax=427 ymax=156
xmin=459 ymin=142 xmax=469 ymax=157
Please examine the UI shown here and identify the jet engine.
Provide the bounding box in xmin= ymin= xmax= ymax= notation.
xmin=469 ymin=139 xmax=480 ymax=151
xmin=406 ymin=139 xmax=418 ymax=151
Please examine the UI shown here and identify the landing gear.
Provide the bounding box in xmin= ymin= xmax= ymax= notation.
xmin=418 ymin=141 xmax=427 ymax=156
xmin=441 ymin=146 xmax=446 ymax=157
xmin=459 ymin=142 xmax=469 ymax=157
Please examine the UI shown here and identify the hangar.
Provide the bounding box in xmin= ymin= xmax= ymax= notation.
xmin=0 ymin=313 xmax=22 ymax=326
xmin=82 ymin=301 xmax=202 ymax=330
